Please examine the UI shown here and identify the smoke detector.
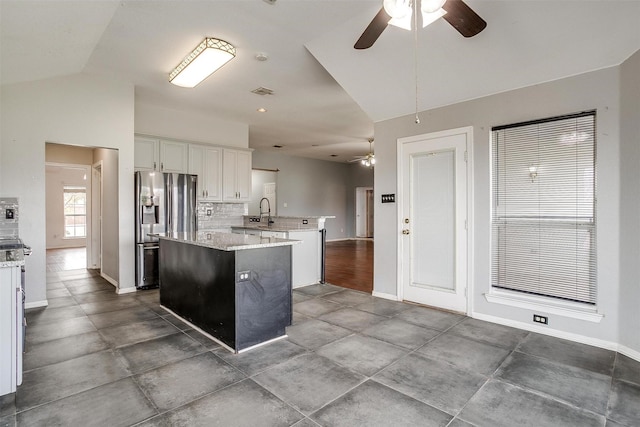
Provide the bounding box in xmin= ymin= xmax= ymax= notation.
xmin=255 ymin=53 xmax=269 ymax=62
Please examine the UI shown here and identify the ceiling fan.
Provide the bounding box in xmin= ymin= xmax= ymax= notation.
xmin=355 ymin=0 xmax=486 ymax=49
xmin=350 ymin=139 xmax=376 ymax=167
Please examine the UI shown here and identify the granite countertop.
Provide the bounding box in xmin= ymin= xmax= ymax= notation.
xmin=155 ymin=232 xmax=301 ymax=252
xmin=231 ymin=226 xmax=318 ymax=233
xmin=0 ymin=259 xmax=25 ymax=268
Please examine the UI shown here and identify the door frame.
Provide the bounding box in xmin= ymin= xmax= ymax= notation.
xmin=396 ymin=126 xmax=474 ymax=315
xmin=90 ymin=161 xmax=103 ymax=271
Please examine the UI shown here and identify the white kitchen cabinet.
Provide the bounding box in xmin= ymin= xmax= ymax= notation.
xmin=189 ymin=145 xmax=222 ymax=200
xmin=159 ymin=140 xmax=188 ymax=173
xmin=222 ymin=149 xmax=252 ymax=202
xmin=134 ymin=138 xmax=188 ymax=173
xmin=0 ymin=266 xmax=22 ymax=396
xmin=134 ymin=137 xmax=159 ymax=171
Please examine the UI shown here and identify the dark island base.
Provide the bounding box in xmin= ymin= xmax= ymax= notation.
xmin=159 ymin=239 xmax=292 ymax=352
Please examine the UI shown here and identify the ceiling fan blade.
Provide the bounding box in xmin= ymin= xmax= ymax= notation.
xmin=442 ymin=0 xmax=486 ymax=38
xmin=354 ymin=7 xmax=391 ymax=49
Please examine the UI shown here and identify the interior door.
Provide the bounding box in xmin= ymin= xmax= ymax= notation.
xmin=399 ymin=129 xmax=469 ymax=313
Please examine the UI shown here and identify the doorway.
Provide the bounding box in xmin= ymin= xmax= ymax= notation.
xmin=355 ymin=187 xmax=374 ymax=238
xmin=397 ymin=127 xmax=472 ymax=314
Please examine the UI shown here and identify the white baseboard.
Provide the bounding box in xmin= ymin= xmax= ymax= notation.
xmin=618 ymin=344 xmax=640 ymax=363
xmin=472 ymin=311 xmax=619 ymax=351
xmin=25 ymin=300 xmax=48 ymax=309
xmin=117 ymin=287 xmax=137 ymax=295
xmin=100 ymin=272 xmax=118 ymax=288
xmin=372 ymin=291 xmax=399 ymax=301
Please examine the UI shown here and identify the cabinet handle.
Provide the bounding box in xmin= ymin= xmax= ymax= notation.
xmin=161 ymin=162 xmax=164 ymax=171
xmin=153 ymin=162 xmax=156 ymax=170
xmin=205 ymin=190 xmax=209 ymax=197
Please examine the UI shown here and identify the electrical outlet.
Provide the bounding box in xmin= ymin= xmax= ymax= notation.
xmin=533 ymin=314 xmax=548 ymax=325
xmin=206 ymin=209 xmax=212 ymax=216
xmin=302 ymin=219 xmax=308 ymax=225
xmin=237 ymin=271 xmax=250 ymax=282
xmin=5 ymin=208 xmax=15 ymax=219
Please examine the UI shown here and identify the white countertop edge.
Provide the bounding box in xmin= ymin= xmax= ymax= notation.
xmin=0 ymin=260 xmax=25 ymax=268
xmin=231 ymin=226 xmax=320 ymax=233
xmin=156 ymin=232 xmax=301 ymax=252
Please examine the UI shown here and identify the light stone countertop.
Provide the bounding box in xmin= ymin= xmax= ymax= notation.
xmin=155 ymin=232 xmax=301 ymax=252
xmin=0 ymin=260 xmax=25 ymax=268
xmin=231 ymin=226 xmax=319 ymax=233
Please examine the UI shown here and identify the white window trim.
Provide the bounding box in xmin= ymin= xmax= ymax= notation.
xmin=484 ymin=288 xmax=603 ymax=323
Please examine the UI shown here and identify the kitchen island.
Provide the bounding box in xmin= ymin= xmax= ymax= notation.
xmin=157 ymin=232 xmax=300 ymax=353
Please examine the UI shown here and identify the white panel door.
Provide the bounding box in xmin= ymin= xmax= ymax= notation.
xmin=400 ymin=129 xmax=469 ymax=313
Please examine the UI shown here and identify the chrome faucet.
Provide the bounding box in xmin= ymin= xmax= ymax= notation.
xmin=259 ymin=197 xmax=274 ymax=227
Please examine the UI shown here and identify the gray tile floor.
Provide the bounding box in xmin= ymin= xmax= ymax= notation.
xmin=2 ymin=268 xmax=640 ymax=426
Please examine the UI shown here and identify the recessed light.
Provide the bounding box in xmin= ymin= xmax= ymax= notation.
xmin=255 ymin=53 xmax=268 ymax=62
xmin=273 ymin=145 xmax=283 ymax=148
xmin=330 ymin=154 xmax=338 ymax=157
xmin=257 ymin=107 xmax=267 ymax=113
xmin=311 ymin=144 xmax=319 ymax=147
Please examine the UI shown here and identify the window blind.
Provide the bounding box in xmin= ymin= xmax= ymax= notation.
xmin=491 ymin=111 xmax=596 ymax=304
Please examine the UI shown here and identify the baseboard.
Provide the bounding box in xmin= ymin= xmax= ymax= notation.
xmin=25 ymin=300 xmax=48 ymax=309
xmin=117 ymin=287 xmax=137 ymax=295
xmin=472 ymin=311 xmax=619 ymax=351
xmin=100 ymin=272 xmax=118 ymax=288
xmin=372 ymin=291 xmax=399 ymax=301
xmin=618 ymin=344 xmax=640 ymax=363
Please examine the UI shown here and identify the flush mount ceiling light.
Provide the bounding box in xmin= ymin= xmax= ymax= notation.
xmin=169 ymin=38 xmax=236 ymax=88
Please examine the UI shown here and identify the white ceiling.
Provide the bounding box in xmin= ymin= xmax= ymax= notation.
xmin=2 ymin=0 xmax=639 ymax=162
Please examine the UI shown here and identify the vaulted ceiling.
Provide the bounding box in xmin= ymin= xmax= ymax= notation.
xmin=1 ymin=1 xmax=639 ymax=162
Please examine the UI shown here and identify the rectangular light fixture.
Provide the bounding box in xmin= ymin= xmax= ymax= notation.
xmin=169 ymin=38 xmax=236 ymax=88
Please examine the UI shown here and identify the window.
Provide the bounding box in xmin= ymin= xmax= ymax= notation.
xmin=64 ymin=186 xmax=86 ymax=238
xmin=491 ymin=111 xmax=596 ymax=305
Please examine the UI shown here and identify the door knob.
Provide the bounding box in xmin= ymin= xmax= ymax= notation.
xmin=402 ymin=229 xmax=410 ymax=235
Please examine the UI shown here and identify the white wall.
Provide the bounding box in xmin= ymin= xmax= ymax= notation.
xmin=618 ymin=49 xmax=640 ymax=356
xmin=0 ymin=73 xmax=135 ymax=304
xmin=135 ymin=103 xmax=249 ymax=148
xmin=374 ymin=65 xmax=623 ymax=347
xmin=45 ymin=165 xmax=89 ymax=249
xmin=251 ymin=150 xmax=349 ymax=240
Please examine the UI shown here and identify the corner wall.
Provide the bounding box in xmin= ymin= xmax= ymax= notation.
xmin=374 ymin=65 xmax=622 ymax=346
xmin=619 ymin=49 xmax=640 ymax=357
xmin=0 ymin=73 xmax=135 ymax=303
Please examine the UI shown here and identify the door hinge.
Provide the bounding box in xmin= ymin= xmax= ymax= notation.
xmin=464 ymin=151 xmax=468 ymax=162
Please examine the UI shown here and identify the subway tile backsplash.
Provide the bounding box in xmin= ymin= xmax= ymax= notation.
xmin=197 ymin=202 xmax=246 ymax=232
xmin=0 ymin=198 xmax=19 ymax=237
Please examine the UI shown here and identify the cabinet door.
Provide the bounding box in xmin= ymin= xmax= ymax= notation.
xmin=134 ymin=138 xmax=159 ymax=171
xmin=160 ymin=141 xmax=188 ymax=173
xmin=188 ymin=145 xmax=207 ymax=198
xmin=222 ymin=149 xmax=237 ymax=201
xmin=236 ymin=151 xmax=252 ymax=202
xmin=204 ymin=147 xmax=222 ymax=201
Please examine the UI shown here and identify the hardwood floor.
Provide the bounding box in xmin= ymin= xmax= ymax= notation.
xmin=325 ymin=239 xmax=373 ymax=293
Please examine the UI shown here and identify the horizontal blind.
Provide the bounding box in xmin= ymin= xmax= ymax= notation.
xmin=491 ymin=111 xmax=596 ymax=304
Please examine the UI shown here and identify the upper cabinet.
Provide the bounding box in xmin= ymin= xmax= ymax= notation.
xmin=222 ymin=149 xmax=252 ymax=202
xmin=189 ymin=145 xmax=222 ymax=201
xmin=134 ymin=138 xmax=188 ymax=174
xmin=134 ymin=137 xmax=159 ymax=171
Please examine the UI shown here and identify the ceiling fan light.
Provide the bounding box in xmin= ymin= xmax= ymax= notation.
xmin=370 ymin=157 xmax=376 ymax=165
xmin=421 ymin=0 xmax=446 ymax=13
xmin=361 ymin=159 xmax=367 ymax=165
xmin=383 ymin=0 xmax=412 ymax=19
xmin=421 ymin=7 xmax=447 ymax=28
xmin=169 ymin=38 xmax=236 ymax=88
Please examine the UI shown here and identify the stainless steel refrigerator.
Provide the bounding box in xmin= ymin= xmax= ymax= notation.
xmin=135 ymin=171 xmax=197 ymax=289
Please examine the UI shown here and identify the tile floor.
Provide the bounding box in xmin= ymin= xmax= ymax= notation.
xmin=1 ymin=265 xmax=640 ymax=426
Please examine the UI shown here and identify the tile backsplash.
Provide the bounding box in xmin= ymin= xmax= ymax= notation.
xmin=197 ymin=202 xmax=246 ymax=232
xmin=0 ymin=198 xmax=19 ymax=237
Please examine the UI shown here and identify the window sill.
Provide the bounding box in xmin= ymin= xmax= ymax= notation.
xmin=484 ymin=290 xmax=604 ymax=323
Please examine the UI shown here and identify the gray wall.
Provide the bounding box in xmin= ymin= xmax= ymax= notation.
xmin=251 ymin=150 xmax=351 ymax=240
xmin=346 ymin=163 xmax=374 ymax=237
xmin=619 ymin=49 xmax=640 ymax=354
xmin=374 ymin=64 xmax=625 ymax=349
